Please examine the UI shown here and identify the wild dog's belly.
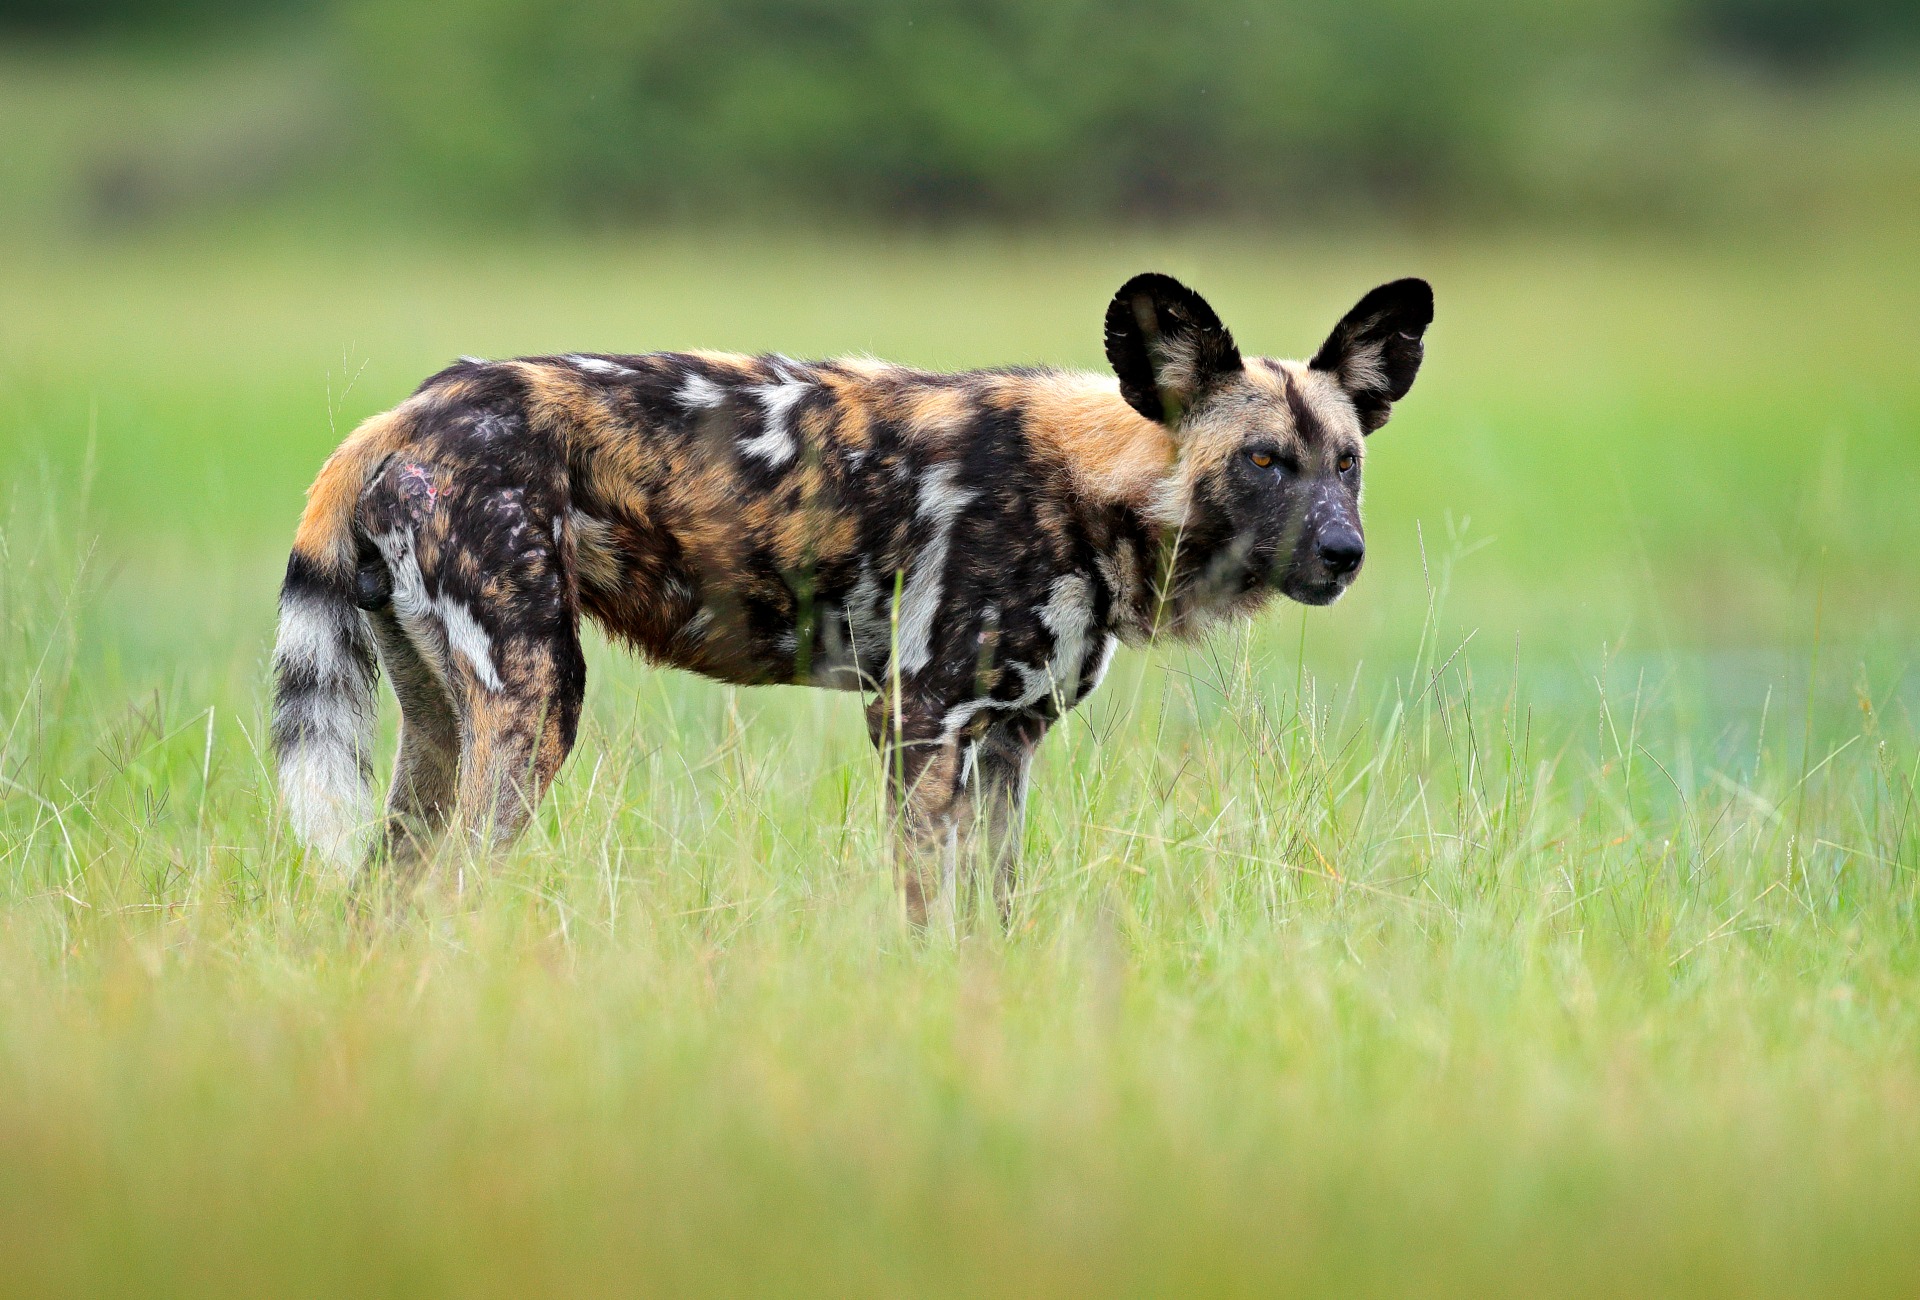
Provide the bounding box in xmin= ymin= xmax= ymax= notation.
xmin=570 ymin=504 xmax=893 ymax=690
xmin=570 ymin=502 xmax=1119 ymax=715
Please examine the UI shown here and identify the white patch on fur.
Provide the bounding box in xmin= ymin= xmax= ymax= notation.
xmin=932 ymin=590 xmax=1104 ymax=739
xmin=458 ymin=355 xmax=487 ymax=366
xmin=439 ymin=599 xmax=503 ymax=692
xmin=279 ymin=740 xmax=372 ymax=872
xmin=1337 ymin=324 xmax=1391 ymax=395
xmin=897 ymin=461 xmax=976 ymax=676
xmin=740 ymin=379 xmax=810 ymax=467
xmin=273 ymin=591 xmax=355 ymax=686
xmin=273 ymin=592 xmax=376 ymax=874
xmin=676 ymin=608 xmax=715 ymax=644
xmin=374 ymin=532 xmax=436 ymax=661
xmin=567 ymin=354 xmax=633 ymax=377
xmin=370 ymin=528 xmax=500 ymax=692
xmin=677 ymin=372 xmax=727 ymax=410
xmin=1044 ymin=572 xmax=1090 ymax=668
xmin=1081 ymin=634 xmax=1120 ymax=699
xmin=1145 ymin=473 xmax=1189 ymax=528
xmin=983 ymin=604 xmax=1099 ymax=719
xmin=916 ymin=460 xmax=975 ymax=523
xmin=661 ymin=572 xmax=696 ymax=606
xmin=940 ymin=695 xmax=1000 ymax=736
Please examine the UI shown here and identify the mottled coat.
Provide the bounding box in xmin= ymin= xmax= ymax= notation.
xmin=271 ymin=273 xmax=1433 ymax=920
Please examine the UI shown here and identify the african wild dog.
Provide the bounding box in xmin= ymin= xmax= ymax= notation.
xmin=271 ymin=273 xmax=1432 ymax=921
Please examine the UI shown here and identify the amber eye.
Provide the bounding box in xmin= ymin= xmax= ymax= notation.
xmin=1336 ymin=454 xmax=1356 ymax=474
xmin=1248 ymin=451 xmax=1274 ymax=469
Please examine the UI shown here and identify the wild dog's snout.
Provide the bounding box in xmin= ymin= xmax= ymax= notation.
xmin=1316 ymin=526 xmax=1364 ymax=577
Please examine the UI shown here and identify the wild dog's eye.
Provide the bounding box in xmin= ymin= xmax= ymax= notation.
xmin=1337 ymin=453 xmax=1356 ymax=474
xmin=1247 ymin=451 xmax=1274 ymax=469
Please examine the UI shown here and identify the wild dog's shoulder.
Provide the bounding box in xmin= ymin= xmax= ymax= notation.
xmin=980 ymin=367 xmax=1176 ymax=509
xmin=813 ymin=361 xmax=1164 ymax=468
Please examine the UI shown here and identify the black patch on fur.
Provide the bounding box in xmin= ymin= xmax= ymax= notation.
xmin=1279 ymin=369 xmax=1326 ymax=445
xmin=352 ymin=533 xmax=392 ymax=611
xmin=1105 ymin=272 xmax=1243 ymax=424
xmin=281 ymin=548 xmax=339 ymax=599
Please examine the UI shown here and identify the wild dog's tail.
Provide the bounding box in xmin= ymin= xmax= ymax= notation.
xmin=270 ymin=406 xmax=412 ymax=871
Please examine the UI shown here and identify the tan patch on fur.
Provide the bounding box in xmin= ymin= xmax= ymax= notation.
xmin=832 ymin=356 xmax=896 ymax=379
xmin=1243 ymin=359 xmax=1364 ymax=468
xmin=683 ymin=350 xmax=758 ymax=373
xmin=768 ymin=456 xmax=848 ymax=563
xmin=514 ymin=362 xmax=606 ymax=443
xmin=896 ymin=386 xmax=975 ymax=442
xmin=794 ymin=404 xmax=830 ymax=440
xmin=770 ymin=490 xmax=857 ymax=571
xmin=570 ymin=513 xmax=622 ymax=591
xmin=427 ymin=376 xmax=477 ymax=406
xmin=291 ymin=402 xmax=418 ymax=574
xmin=822 ymin=382 xmax=876 ymax=451
xmin=1012 ymin=371 xmax=1176 ymax=509
xmin=661 ymin=458 xmax=767 ymax=591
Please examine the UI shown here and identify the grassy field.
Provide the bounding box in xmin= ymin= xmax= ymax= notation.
xmin=3 ymin=224 xmax=1919 ymax=1296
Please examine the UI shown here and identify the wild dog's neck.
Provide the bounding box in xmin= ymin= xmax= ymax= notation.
xmin=1013 ymin=371 xmax=1278 ymax=644
xmin=1098 ymin=512 xmax=1280 ymax=646
xmin=1013 ymin=371 xmax=1179 ymax=515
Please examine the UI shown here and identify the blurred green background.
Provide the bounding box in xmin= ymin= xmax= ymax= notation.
xmin=4 ymin=0 xmax=1917 ymax=694
xmin=4 ymin=8 xmax=1920 ymax=1296
xmin=4 ymin=0 xmax=1919 ymax=229
xmin=1 ymin=0 xmax=1914 ymax=736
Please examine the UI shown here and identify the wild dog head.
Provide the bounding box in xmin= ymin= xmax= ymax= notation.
xmin=1106 ymin=272 xmax=1432 ymax=606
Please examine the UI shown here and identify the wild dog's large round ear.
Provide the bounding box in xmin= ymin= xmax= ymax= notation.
xmin=1310 ymin=278 xmax=1433 ymax=434
xmin=1104 ymin=272 xmax=1244 ymax=426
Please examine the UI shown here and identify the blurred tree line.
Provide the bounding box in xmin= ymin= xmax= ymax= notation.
xmin=5 ymin=0 xmax=1916 ymax=222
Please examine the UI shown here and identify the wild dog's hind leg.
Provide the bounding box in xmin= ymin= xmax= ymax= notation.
xmin=361 ymin=445 xmax=586 ymax=866
xmin=366 ymin=603 xmax=459 ymax=869
xmin=443 ymin=499 xmax=586 ymax=854
xmin=451 ymin=620 xmax=585 ymax=853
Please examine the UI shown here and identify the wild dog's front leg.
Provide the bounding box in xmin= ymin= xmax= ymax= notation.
xmin=972 ymin=712 xmax=1050 ymax=922
xmin=865 ymin=694 xmax=972 ymax=928
xmin=865 ymin=697 xmax=1051 ymax=928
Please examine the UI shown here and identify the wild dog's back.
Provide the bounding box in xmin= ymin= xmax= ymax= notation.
xmin=482 ymin=350 xmax=1144 ymax=693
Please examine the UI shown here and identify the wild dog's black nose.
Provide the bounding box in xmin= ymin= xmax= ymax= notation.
xmin=1317 ymin=529 xmax=1365 ymax=576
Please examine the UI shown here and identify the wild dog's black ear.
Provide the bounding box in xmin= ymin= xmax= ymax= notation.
xmin=1310 ymin=278 xmax=1433 ymax=433
xmin=1105 ymin=272 xmax=1244 ymax=426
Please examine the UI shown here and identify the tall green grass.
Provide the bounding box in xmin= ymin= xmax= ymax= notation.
xmin=1 ymin=227 xmax=1917 ymax=1295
